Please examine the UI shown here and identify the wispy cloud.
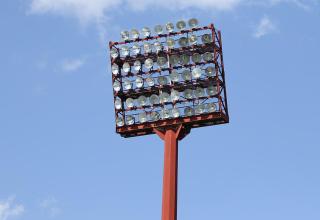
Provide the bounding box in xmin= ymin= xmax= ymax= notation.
xmin=0 ymin=197 xmax=24 ymax=220
xmin=40 ymin=197 xmax=61 ymax=218
xmin=253 ymin=16 xmax=276 ymax=38
xmin=61 ymin=58 xmax=85 ymax=72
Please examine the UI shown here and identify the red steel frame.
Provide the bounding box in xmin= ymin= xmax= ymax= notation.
xmin=108 ymin=23 xmax=229 ymax=220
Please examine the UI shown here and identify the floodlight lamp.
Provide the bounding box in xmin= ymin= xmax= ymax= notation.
xmin=169 ymin=70 xmax=180 ymax=83
xmin=144 ymin=58 xmax=153 ymax=70
xmin=133 ymin=60 xmax=141 ymax=72
xmin=150 ymin=111 xmax=160 ymax=121
xmin=205 ymin=66 xmax=215 ymax=77
xmin=191 ymin=53 xmax=202 ymax=63
xmin=169 ymin=55 xmax=180 ymax=66
xmin=115 ymin=98 xmax=122 ymax=110
xmin=132 ymin=44 xmax=141 ymax=55
xmin=126 ymin=115 xmax=135 ymax=125
xmin=170 ymin=89 xmax=180 ymax=102
xmin=192 ymin=67 xmax=202 ymax=79
xmin=142 ymin=27 xmax=151 ymax=37
xmin=201 ymin=34 xmax=212 ymax=44
xmin=113 ymin=80 xmax=121 ymax=92
xmin=166 ymin=22 xmax=174 ymax=32
xmin=184 ymin=106 xmax=194 ymax=116
xmin=161 ymin=108 xmax=171 ymax=119
xmin=131 ymin=29 xmax=140 ymax=39
xmin=195 ymin=87 xmax=205 ymax=98
xmin=184 ymin=89 xmax=193 ymax=99
xmin=121 ymin=30 xmax=130 ymax=41
xmin=135 ymin=77 xmax=144 ymax=88
xmin=206 ymin=103 xmax=217 ymax=113
xmin=154 ymin=41 xmax=162 ymax=53
xmin=195 ymin=104 xmax=205 ymax=115
xmin=112 ymin=63 xmax=119 ymax=75
xmin=154 ymin=25 xmax=163 ymax=34
xmin=176 ymin=20 xmax=186 ymax=30
xmin=206 ymin=85 xmax=218 ymax=96
xmin=121 ymin=46 xmax=130 ymax=57
xmin=146 ymin=77 xmax=155 ymax=87
xmin=125 ymin=98 xmax=135 ymax=108
xmin=123 ymin=79 xmax=132 ymax=90
xmin=122 ymin=62 xmax=130 ymax=74
xmin=157 ymin=56 xmax=168 ymax=68
xmin=144 ymin=43 xmax=152 ymax=53
xmin=189 ymin=34 xmax=198 ymax=45
xmin=166 ymin=38 xmax=175 ymax=49
xmin=137 ymin=95 xmax=148 ymax=107
xmin=158 ymin=76 xmax=168 ymax=86
xmin=171 ymin=108 xmax=180 ymax=118
xmin=150 ymin=94 xmax=160 ymax=105
xmin=180 ymin=54 xmax=190 ymax=65
xmin=188 ymin=18 xmax=199 ymax=28
xmin=203 ymin=52 xmax=213 ymax=62
xmin=110 ymin=48 xmax=119 ymax=59
xmin=182 ymin=70 xmax=192 ymax=81
xmin=178 ymin=37 xmax=188 ymax=47
xmin=160 ymin=92 xmax=170 ymax=104
xmin=116 ymin=116 xmax=124 ymax=127
xmin=139 ymin=112 xmax=148 ymax=123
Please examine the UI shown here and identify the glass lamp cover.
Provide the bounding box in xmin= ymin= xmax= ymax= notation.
xmin=123 ymin=79 xmax=132 ymax=90
xmin=176 ymin=20 xmax=186 ymax=30
xmin=144 ymin=43 xmax=152 ymax=53
xmin=192 ymin=67 xmax=202 ymax=79
xmin=184 ymin=89 xmax=193 ymax=99
xmin=139 ymin=112 xmax=148 ymax=123
xmin=160 ymin=92 xmax=170 ymax=103
xmin=154 ymin=25 xmax=163 ymax=34
xmin=169 ymin=70 xmax=180 ymax=82
xmin=182 ymin=70 xmax=192 ymax=81
xmin=115 ymin=98 xmax=122 ymax=110
xmin=142 ymin=27 xmax=151 ymax=37
xmin=158 ymin=76 xmax=168 ymax=86
xmin=206 ymin=103 xmax=217 ymax=112
xmin=144 ymin=58 xmax=153 ymax=70
xmin=192 ymin=53 xmax=202 ymax=63
xmin=166 ymin=22 xmax=174 ymax=32
xmin=112 ymin=63 xmax=119 ymax=75
xmin=135 ymin=77 xmax=144 ymax=88
xmin=116 ymin=116 xmax=124 ymax=126
xmin=110 ymin=48 xmax=118 ymax=58
xmin=113 ymin=81 xmax=121 ymax=92
xmin=125 ymin=98 xmax=135 ymax=108
xmin=131 ymin=29 xmax=139 ymax=39
xmin=188 ymin=18 xmax=199 ymax=28
xmin=195 ymin=104 xmax=205 ymax=115
xmin=132 ymin=44 xmax=140 ymax=55
xmin=137 ymin=95 xmax=147 ymax=107
xmin=121 ymin=30 xmax=129 ymax=41
xmin=201 ymin=34 xmax=212 ymax=44
xmin=126 ymin=115 xmax=135 ymax=125
xmin=184 ymin=106 xmax=194 ymax=116
xmin=122 ymin=62 xmax=130 ymax=73
xmin=154 ymin=41 xmax=162 ymax=53
xmin=205 ymin=66 xmax=215 ymax=77
xmin=150 ymin=94 xmax=159 ymax=105
xmin=167 ymin=38 xmax=175 ymax=49
xmin=172 ymin=108 xmax=180 ymax=118
xmin=146 ymin=77 xmax=155 ymax=87
xmin=203 ymin=52 xmax=213 ymax=62
xmin=189 ymin=35 xmax=198 ymax=45
xmin=133 ymin=60 xmax=141 ymax=72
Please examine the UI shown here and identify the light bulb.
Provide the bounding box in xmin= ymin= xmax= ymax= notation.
xmin=131 ymin=44 xmax=140 ymax=55
xmin=195 ymin=87 xmax=205 ymax=98
xmin=123 ymin=79 xmax=132 ymax=90
xmin=150 ymin=111 xmax=160 ymax=121
xmin=206 ymin=85 xmax=218 ymax=96
xmin=142 ymin=27 xmax=151 ymax=37
xmin=133 ymin=60 xmax=141 ymax=72
xmin=125 ymin=98 xmax=135 ymax=108
xmin=205 ymin=66 xmax=215 ymax=77
xmin=166 ymin=22 xmax=174 ymax=32
xmin=189 ymin=34 xmax=198 ymax=45
xmin=206 ymin=103 xmax=217 ymax=112
xmin=146 ymin=77 xmax=155 ymax=87
xmin=110 ymin=48 xmax=119 ymax=59
xmin=169 ymin=55 xmax=180 ymax=66
xmin=192 ymin=53 xmax=202 ymax=63
xmin=115 ymin=98 xmax=122 ymax=110
xmin=144 ymin=43 xmax=152 ymax=53
xmin=192 ymin=67 xmax=202 ymax=79
xmin=150 ymin=94 xmax=159 ymax=105
xmin=135 ymin=77 xmax=144 ymax=88
xmin=144 ymin=58 xmax=153 ymax=70
xmin=161 ymin=108 xmax=171 ymax=119
xmin=169 ymin=70 xmax=180 ymax=83
xmin=158 ymin=76 xmax=168 ymax=86
xmin=120 ymin=46 xmax=129 ymax=57
xmin=184 ymin=106 xmax=194 ymax=116
xmin=180 ymin=54 xmax=190 ymax=65
xmin=116 ymin=116 xmax=124 ymax=127
xmin=167 ymin=38 xmax=175 ymax=49
xmin=157 ymin=56 xmax=167 ymax=68
xmin=188 ymin=18 xmax=199 ymax=28
xmin=154 ymin=41 xmax=162 ymax=53
xmin=176 ymin=20 xmax=186 ymax=30
xmin=201 ymin=34 xmax=212 ymax=44
xmin=112 ymin=63 xmax=119 ymax=75
xmin=154 ymin=25 xmax=163 ymax=34
xmin=195 ymin=104 xmax=205 ymax=115
xmin=131 ymin=29 xmax=139 ymax=39
xmin=139 ymin=112 xmax=148 ymax=123
xmin=203 ymin=52 xmax=213 ymax=62
xmin=160 ymin=92 xmax=170 ymax=104
xmin=113 ymin=81 xmax=121 ymax=92
xmin=184 ymin=89 xmax=193 ymax=99
xmin=171 ymin=89 xmax=180 ymax=102
xmin=122 ymin=62 xmax=130 ymax=73
xmin=121 ymin=30 xmax=129 ymax=41
xmin=182 ymin=70 xmax=192 ymax=81
xmin=178 ymin=37 xmax=188 ymax=47
xmin=172 ymin=108 xmax=180 ymax=118
xmin=137 ymin=95 xmax=148 ymax=107
xmin=126 ymin=115 xmax=135 ymax=125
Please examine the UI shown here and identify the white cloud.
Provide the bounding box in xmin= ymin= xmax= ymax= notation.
xmin=0 ymin=197 xmax=24 ymax=220
xmin=253 ymin=16 xmax=276 ymax=38
xmin=40 ymin=197 xmax=61 ymax=218
xmin=61 ymin=58 xmax=85 ymax=72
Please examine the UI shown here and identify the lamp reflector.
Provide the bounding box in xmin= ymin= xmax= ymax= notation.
xmin=206 ymin=85 xmax=218 ymax=96
xmin=170 ymin=89 xmax=180 ymax=102
xmin=166 ymin=38 xmax=175 ymax=49
xmin=131 ymin=29 xmax=139 ymax=39
xmin=184 ymin=89 xmax=193 ymax=99
xmin=150 ymin=111 xmax=160 ymax=121
xmin=189 ymin=34 xmax=198 ymax=45
xmin=182 ymin=70 xmax=192 ymax=81
xmin=125 ymin=98 xmax=135 ymax=108
xmin=180 ymin=54 xmax=190 ymax=65
xmin=123 ymin=79 xmax=132 ymax=90
xmin=176 ymin=20 xmax=186 ymax=30
xmin=169 ymin=55 xmax=180 ymax=66
xmin=120 ymin=30 xmax=129 ymax=41
xmin=142 ymin=27 xmax=151 ymax=37
xmin=115 ymin=98 xmax=122 ymax=110
xmin=171 ymin=108 xmax=180 ymax=118
xmin=166 ymin=22 xmax=174 ymax=32
xmin=154 ymin=41 xmax=162 ymax=53
xmin=205 ymin=66 xmax=215 ymax=77
xmin=201 ymin=34 xmax=212 ymax=44
xmin=132 ymin=44 xmax=140 ymax=55
xmin=116 ymin=116 xmax=124 ymax=127
xmin=161 ymin=108 xmax=171 ymax=119
xmin=122 ymin=62 xmax=130 ymax=73
xmin=195 ymin=87 xmax=205 ymax=98
xmin=113 ymin=81 xmax=121 ymax=92
xmin=178 ymin=37 xmax=188 ymax=47
xmin=135 ymin=77 xmax=144 ymax=88
xmin=154 ymin=25 xmax=163 ymax=34
xmin=169 ymin=70 xmax=180 ymax=83
xmin=137 ymin=95 xmax=148 ymax=107
xmin=192 ymin=67 xmax=202 ymax=79
xmin=133 ymin=60 xmax=141 ymax=72
xmin=112 ymin=63 xmax=119 ymax=75
xmin=144 ymin=43 xmax=152 ymax=53
xmin=184 ymin=106 xmax=194 ymax=116
xmin=195 ymin=104 xmax=205 ymax=115
xmin=157 ymin=56 xmax=167 ymax=68
xmin=139 ymin=112 xmax=148 ymax=123
xmin=158 ymin=76 xmax=168 ymax=86
xmin=160 ymin=92 xmax=170 ymax=103
xmin=150 ymin=94 xmax=160 ymax=105
xmin=146 ymin=77 xmax=155 ymax=87
xmin=203 ymin=52 xmax=213 ymax=62
xmin=144 ymin=58 xmax=153 ymax=70
xmin=191 ymin=53 xmax=202 ymax=63
xmin=110 ymin=48 xmax=118 ymax=59
xmin=206 ymin=103 xmax=217 ymax=112
xmin=126 ymin=115 xmax=135 ymax=125
xmin=120 ymin=46 xmax=129 ymax=57
xmin=188 ymin=18 xmax=199 ymax=28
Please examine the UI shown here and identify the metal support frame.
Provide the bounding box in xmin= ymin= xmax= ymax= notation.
xmin=154 ymin=125 xmax=188 ymax=220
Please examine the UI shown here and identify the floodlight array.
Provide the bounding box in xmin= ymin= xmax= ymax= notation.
xmin=109 ymin=19 xmax=229 ymax=136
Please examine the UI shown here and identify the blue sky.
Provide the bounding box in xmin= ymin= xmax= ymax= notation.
xmin=1 ymin=0 xmax=320 ymax=220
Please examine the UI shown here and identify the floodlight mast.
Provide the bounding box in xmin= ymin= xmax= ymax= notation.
xmin=108 ymin=20 xmax=229 ymax=220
